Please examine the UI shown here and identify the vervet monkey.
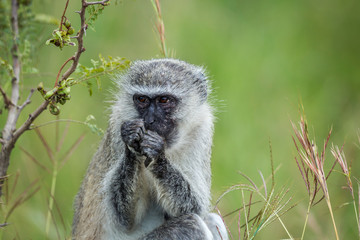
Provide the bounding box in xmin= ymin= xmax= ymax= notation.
xmin=72 ymin=59 xmax=228 ymax=240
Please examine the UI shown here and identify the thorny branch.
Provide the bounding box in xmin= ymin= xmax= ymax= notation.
xmin=0 ymin=0 xmax=110 ymax=196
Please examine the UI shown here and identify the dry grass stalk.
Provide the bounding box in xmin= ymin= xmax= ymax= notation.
xmin=215 ymin=159 xmax=294 ymax=240
xmin=4 ymin=178 xmax=40 ymax=222
xmin=331 ymin=143 xmax=360 ymax=238
xmin=151 ymin=0 xmax=168 ymax=58
xmin=292 ymin=116 xmax=339 ymax=240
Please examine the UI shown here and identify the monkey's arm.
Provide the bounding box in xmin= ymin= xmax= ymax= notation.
xmin=110 ymin=148 xmax=145 ymax=231
xmin=139 ymin=129 xmax=203 ymax=217
xmin=109 ymin=120 xmax=148 ymax=231
xmin=148 ymin=155 xmax=203 ymax=217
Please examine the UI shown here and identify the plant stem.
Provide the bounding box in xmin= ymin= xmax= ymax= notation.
xmin=352 ymin=199 xmax=360 ymax=239
xmin=45 ymin=158 xmax=58 ymax=238
xmin=326 ymin=199 xmax=339 ymax=240
xmin=301 ymin=200 xmax=312 ymax=240
xmin=151 ymin=0 xmax=168 ymax=58
xmin=241 ymin=189 xmax=250 ymax=239
xmin=277 ymin=216 xmax=294 ymax=240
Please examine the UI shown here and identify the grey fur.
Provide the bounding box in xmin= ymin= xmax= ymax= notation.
xmin=72 ymin=59 xmax=227 ymax=240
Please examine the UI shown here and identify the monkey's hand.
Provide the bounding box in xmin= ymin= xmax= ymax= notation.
xmin=121 ymin=119 xmax=145 ymax=154
xmin=140 ymin=130 xmax=165 ymax=166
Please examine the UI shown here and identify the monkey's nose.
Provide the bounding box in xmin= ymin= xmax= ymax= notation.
xmin=144 ymin=114 xmax=156 ymax=126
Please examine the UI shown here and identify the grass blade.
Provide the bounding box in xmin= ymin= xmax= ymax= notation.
xmin=35 ymin=128 xmax=54 ymax=163
xmin=19 ymin=146 xmax=51 ymax=174
xmin=59 ymin=133 xmax=85 ymax=169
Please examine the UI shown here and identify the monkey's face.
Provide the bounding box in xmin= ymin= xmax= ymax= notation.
xmin=133 ymin=93 xmax=178 ymax=143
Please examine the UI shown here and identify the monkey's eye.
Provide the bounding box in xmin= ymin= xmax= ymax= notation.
xmin=134 ymin=95 xmax=150 ymax=106
xmin=137 ymin=96 xmax=147 ymax=103
xmin=159 ymin=96 xmax=169 ymax=104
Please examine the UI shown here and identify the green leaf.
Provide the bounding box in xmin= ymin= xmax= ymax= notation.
xmin=86 ymin=81 xmax=93 ymax=96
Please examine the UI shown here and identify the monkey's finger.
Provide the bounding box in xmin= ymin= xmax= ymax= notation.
xmin=138 ymin=124 xmax=145 ymax=139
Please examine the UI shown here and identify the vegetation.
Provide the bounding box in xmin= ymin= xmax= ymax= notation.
xmin=0 ymin=0 xmax=359 ymax=239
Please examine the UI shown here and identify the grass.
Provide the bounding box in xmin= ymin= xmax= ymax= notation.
xmin=0 ymin=120 xmax=85 ymax=239
xmin=215 ymin=144 xmax=295 ymax=240
xmin=215 ymin=111 xmax=360 ymax=240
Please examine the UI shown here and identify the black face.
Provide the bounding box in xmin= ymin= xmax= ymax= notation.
xmin=133 ymin=94 xmax=178 ymax=142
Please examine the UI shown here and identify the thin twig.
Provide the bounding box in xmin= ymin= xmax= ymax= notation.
xmin=59 ymin=0 xmax=89 ymax=82
xmin=59 ymin=0 xmax=70 ymax=31
xmin=12 ymin=100 xmax=49 ymax=141
xmin=0 ymin=223 xmax=9 ymax=228
xmin=0 ymin=86 xmax=12 ymax=108
xmin=54 ymin=57 xmax=74 ymax=87
xmin=85 ymin=0 xmax=110 ymax=6
xmin=18 ymin=89 xmax=34 ymax=111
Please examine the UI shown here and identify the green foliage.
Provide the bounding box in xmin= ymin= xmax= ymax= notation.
xmin=18 ymin=0 xmax=35 ymax=32
xmin=0 ymin=0 xmax=10 ymax=40
xmin=86 ymin=4 xmax=108 ymax=31
xmin=76 ymin=54 xmax=130 ymax=94
xmin=0 ymin=0 xmax=11 ymax=63
xmin=41 ymin=0 xmax=129 ymax=115
xmin=36 ymin=55 xmax=129 ymax=115
xmin=46 ymin=18 xmax=76 ymax=50
xmin=21 ymin=39 xmax=38 ymax=73
xmin=0 ymin=0 xmax=43 ymax=83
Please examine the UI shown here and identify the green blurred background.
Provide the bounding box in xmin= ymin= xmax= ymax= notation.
xmin=1 ymin=0 xmax=360 ymax=239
